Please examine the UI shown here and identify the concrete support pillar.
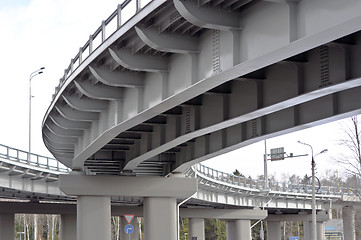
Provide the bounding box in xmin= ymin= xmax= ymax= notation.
xmin=235 ymin=220 xmax=251 ymax=240
xmin=226 ymin=220 xmax=251 ymax=240
xmin=60 ymin=214 xmax=76 ymax=240
xmin=0 ymin=213 xmax=14 ymax=240
xmin=189 ymin=218 xmax=205 ymax=240
xmin=226 ymin=221 xmax=236 ymax=240
xmin=343 ymin=206 xmax=356 ymax=240
xmin=144 ymin=197 xmax=177 ymax=240
xmin=303 ymin=221 xmax=311 ymax=240
xmin=59 ymin=174 xmax=196 ymax=240
xmin=317 ymin=222 xmax=324 ymax=240
xmin=267 ymin=221 xmax=282 ymax=240
xmin=77 ymin=196 xmax=111 ymax=240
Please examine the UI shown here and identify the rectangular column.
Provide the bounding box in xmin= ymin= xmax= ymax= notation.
xmin=226 ymin=221 xmax=236 ymax=240
xmin=303 ymin=221 xmax=311 ymax=240
xmin=343 ymin=206 xmax=356 ymax=240
xmin=317 ymin=221 xmax=324 ymax=240
xmin=267 ymin=221 xmax=281 ymax=240
xmin=77 ymin=196 xmax=111 ymax=240
xmin=144 ymin=197 xmax=177 ymax=240
xmin=61 ymin=214 xmax=76 ymax=240
xmin=189 ymin=218 xmax=205 ymax=240
xmin=0 ymin=213 xmax=14 ymax=240
xmin=234 ymin=220 xmax=251 ymax=240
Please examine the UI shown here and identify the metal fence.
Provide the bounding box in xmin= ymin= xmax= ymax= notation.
xmin=52 ymin=0 xmax=153 ymax=100
xmin=0 ymin=144 xmax=69 ymax=173
xmin=195 ymin=164 xmax=356 ymax=197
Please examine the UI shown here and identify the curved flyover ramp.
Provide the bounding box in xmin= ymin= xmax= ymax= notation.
xmin=42 ymin=0 xmax=361 ymax=177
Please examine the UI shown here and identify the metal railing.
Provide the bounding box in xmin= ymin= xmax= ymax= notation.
xmin=194 ymin=164 xmax=356 ymax=197
xmin=0 ymin=144 xmax=69 ymax=173
xmin=52 ymin=0 xmax=152 ymax=100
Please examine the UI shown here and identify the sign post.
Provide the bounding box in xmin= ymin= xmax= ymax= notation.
xmin=124 ymin=214 xmax=135 ymax=240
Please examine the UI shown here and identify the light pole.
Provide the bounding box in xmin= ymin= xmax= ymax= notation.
xmin=298 ymin=140 xmax=327 ymax=240
xmin=29 ymin=67 xmax=45 ymax=153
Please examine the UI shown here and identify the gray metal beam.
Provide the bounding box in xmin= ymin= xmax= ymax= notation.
xmin=135 ymin=26 xmax=199 ymax=53
xmin=109 ymin=48 xmax=169 ymax=72
xmin=89 ymin=66 xmax=144 ymax=88
xmin=173 ymin=0 xmax=242 ymax=30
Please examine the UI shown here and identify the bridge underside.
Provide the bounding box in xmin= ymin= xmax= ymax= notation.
xmin=43 ymin=0 xmax=361 ymax=176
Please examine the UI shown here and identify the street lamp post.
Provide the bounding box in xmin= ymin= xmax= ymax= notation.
xmin=298 ymin=140 xmax=327 ymax=240
xmin=29 ymin=67 xmax=45 ymax=153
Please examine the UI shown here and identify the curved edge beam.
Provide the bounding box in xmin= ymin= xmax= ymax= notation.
xmin=89 ymin=66 xmax=144 ymax=88
xmin=173 ymin=0 xmax=242 ymax=31
xmin=49 ymin=115 xmax=91 ymax=130
xmin=135 ymin=26 xmax=199 ymax=54
xmin=62 ymin=95 xmax=109 ymax=112
xmin=45 ymin=121 xmax=83 ymax=137
xmin=74 ymin=80 xmax=124 ymax=100
xmin=55 ymin=105 xmax=99 ymax=122
xmin=42 ymin=136 xmax=74 ymax=151
xmin=109 ymin=48 xmax=168 ymax=73
xmin=43 ymin=127 xmax=78 ymax=144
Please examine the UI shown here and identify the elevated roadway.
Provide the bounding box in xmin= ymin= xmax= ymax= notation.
xmin=38 ymin=0 xmax=361 ymax=239
xmin=42 ymin=0 xmax=361 ymax=176
xmin=0 ymin=144 xmax=358 ymax=239
xmin=0 ymin=144 xmax=354 ymax=210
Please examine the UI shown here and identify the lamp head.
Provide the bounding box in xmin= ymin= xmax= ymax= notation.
xmin=40 ymin=67 xmax=45 ymax=70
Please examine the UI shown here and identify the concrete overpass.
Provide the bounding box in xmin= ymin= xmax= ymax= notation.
xmin=39 ymin=0 xmax=361 ymax=239
xmin=0 ymin=144 xmax=358 ymax=239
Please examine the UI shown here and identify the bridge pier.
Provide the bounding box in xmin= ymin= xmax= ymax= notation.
xmin=266 ymin=221 xmax=281 ymax=240
xmin=144 ymin=197 xmax=177 ymax=240
xmin=317 ymin=221 xmax=325 ymax=240
xmin=343 ymin=205 xmax=356 ymax=240
xmin=59 ymin=173 xmax=197 ymax=240
xmin=77 ymin=196 xmax=111 ymax=240
xmin=189 ymin=218 xmax=205 ymax=240
xmin=303 ymin=221 xmax=325 ymax=240
xmin=60 ymin=214 xmax=77 ymax=240
xmin=303 ymin=220 xmax=311 ymax=240
xmin=0 ymin=213 xmax=14 ymax=240
xmin=226 ymin=220 xmax=251 ymax=240
xmin=266 ymin=212 xmax=329 ymax=240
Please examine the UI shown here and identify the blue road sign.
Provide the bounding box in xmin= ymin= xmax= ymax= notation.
xmin=125 ymin=224 xmax=134 ymax=234
xmin=289 ymin=237 xmax=299 ymax=240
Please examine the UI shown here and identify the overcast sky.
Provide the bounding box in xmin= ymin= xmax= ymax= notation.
xmin=0 ymin=0 xmax=355 ymax=180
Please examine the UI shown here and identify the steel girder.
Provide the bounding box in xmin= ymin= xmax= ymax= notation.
xmin=42 ymin=0 xmax=361 ymax=175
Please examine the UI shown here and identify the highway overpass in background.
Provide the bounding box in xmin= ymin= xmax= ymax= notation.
xmin=0 ymin=144 xmax=358 ymax=239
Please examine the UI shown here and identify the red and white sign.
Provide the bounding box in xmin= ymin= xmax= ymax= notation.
xmin=124 ymin=214 xmax=135 ymax=224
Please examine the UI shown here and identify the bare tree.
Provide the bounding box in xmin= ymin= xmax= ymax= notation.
xmin=337 ymin=116 xmax=361 ymax=197
xmin=338 ymin=116 xmax=361 ymax=176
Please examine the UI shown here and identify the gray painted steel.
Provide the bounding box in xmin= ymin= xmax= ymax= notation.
xmin=41 ymin=0 xmax=361 ymax=177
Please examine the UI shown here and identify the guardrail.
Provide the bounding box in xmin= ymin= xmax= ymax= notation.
xmin=195 ymin=164 xmax=356 ymax=197
xmin=52 ymin=0 xmax=152 ymax=100
xmin=0 ymin=144 xmax=69 ymax=173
